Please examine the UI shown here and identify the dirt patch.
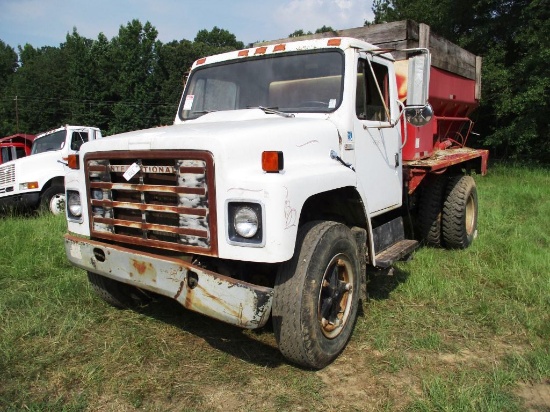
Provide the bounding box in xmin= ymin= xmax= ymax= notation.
xmin=516 ymin=381 xmax=550 ymax=412
xmin=316 ymin=348 xmax=421 ymax=411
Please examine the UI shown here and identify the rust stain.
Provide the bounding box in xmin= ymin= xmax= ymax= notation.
xmin=132 ymin=259 xmax=148 ymax=275
xmin=175 ymin=280 xmax=185 ymax=299
xmin=131 ymin=259 xmax=157 ymax=282
xmin=185 ymin=288 xmax=193 ymax=309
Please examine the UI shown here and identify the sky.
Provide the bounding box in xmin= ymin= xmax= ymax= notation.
xmin=0 ymin=0 xmax=375 ymax=50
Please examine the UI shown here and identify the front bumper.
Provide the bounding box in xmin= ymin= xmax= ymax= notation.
xmin=0 ymin=192 xmax=40 ymax=211
xmin=65 ymin=234 xmax=273 ymax=329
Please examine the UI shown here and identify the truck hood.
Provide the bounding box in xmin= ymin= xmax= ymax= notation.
xmin=11 ymin=149 xmax=64 ymax=173
xmin=80 ymin=110 xmax=341 ymax=174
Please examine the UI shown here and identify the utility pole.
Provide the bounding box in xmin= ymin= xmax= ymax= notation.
xmin=14 ymin=95 xmax=19 ymax=133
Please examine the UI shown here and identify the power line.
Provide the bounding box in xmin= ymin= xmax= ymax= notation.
xmin=0 ymin=95 xmax=178 ymax=108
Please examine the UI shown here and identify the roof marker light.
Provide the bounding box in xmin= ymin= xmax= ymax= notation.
xmin=196 ymin=57 xmax=207 ymax=65
xmin=238 ymin=50 xmax=249 ymax=57
xmin=273 ymin=44 xmax=286 ymax=52
xmin=255 ymin=46 xmax=267 ymax=55
xmin=327 ymin=38 xmax=342 ymax=46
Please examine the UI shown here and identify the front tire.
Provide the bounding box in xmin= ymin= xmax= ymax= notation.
xmin=273 ymin=221 xmax=361 ymax=369
xmin=87 ymin=272 xmax=151 ymax=309
xmin=41 ymin=185 xmax=65 ymax=215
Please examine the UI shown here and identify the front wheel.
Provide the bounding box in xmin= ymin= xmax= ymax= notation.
xmin=41 ymin=185 xmax=65 ymax=215
xmin=273 ymin=221 xmax=361 ymax=369
xmin=87 ymin=272 xmax=151 ymax=309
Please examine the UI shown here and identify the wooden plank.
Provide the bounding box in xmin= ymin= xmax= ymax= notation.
xmin=475 ymin=56 xmax=483 ymax=100
xmin=256 ymin=20 xmax=480 ymax=81
xmin=258 ymin=20 xmax=413 ymax=46
xmin=419 ymin=23 xmax=430 ymax=48
xmin=427 ymin=30 xmax=477 ymax=79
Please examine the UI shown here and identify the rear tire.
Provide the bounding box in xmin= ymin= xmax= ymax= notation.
xmin=416 ymin=174 xmax=446 ymax=247
xmin=273 ymin=221 xmax=360 ymax=369
xmin=442 ymin=175 xmax=478 ymax=249
xmin=87 ymin=272 xmax=150 ymax=309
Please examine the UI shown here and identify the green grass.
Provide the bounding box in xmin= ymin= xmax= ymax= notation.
xmin=1 ymin=164 xmax=549 ymax=411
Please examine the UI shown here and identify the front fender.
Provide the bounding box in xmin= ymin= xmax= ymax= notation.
xmin=216 ymin=161 xmax=357 ymax=263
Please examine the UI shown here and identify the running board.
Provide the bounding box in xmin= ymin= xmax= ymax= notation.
xmin=374 ymin=239 xmax=419 ymax=268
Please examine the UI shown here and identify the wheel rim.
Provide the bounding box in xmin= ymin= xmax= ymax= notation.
xmin=465 ymin=192 xmax=476 ymax=236
xmin=317 ymin=253 xmax=354 ymax=339
xmin=49 ymin=193 xmax=66 ymax=215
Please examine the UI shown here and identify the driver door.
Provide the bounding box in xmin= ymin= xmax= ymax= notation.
xmin=353 ymin=54 xmax=402 ymax=214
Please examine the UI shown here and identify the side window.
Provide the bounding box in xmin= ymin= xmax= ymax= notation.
xmin=70 ymin=131 xmax=89 ymax=151
xmin=15 ymin=147 xmax=26 ymax=159
xmin=356 ymin=59 xmax=390 ymax=122
xmin=1 ymin=147 xmax=9 ymax=163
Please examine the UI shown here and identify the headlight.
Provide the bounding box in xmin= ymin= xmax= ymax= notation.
xmin=227 ymin=201 xmax=264 ymax=246
xmin=19 ymin=181 xmax=39 ymax=190
xmin=234 ymin=207 xmax=259 ymax=238
xmin=67 ymin=190 xmax=82 ymax=218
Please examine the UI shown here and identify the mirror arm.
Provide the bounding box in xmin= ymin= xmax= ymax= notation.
xmin=365 ymin=57 xmax=392 ymax=122
xmin=397 ymin=100 xmax=408 ymax=149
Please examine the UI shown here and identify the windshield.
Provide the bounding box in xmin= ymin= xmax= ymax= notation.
xmin=179 ymin=50 xmax=344 ymax=120
xmin=31 ymin=130 xmax=66 ymax=155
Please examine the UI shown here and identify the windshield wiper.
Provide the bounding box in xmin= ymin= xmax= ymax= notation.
xmin=192 ymin=110 xmax=217 ymax=115
xmin=256 ymin=106 xmax=295 ymax=118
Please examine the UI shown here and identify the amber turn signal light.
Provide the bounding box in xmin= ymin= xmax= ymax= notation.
xmin=68 ymin=154 xmax=80 ymax=169
xmin=262 ymin=151 xmax=284 ymax=173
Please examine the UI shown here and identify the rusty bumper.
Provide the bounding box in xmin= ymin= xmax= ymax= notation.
xmin=64 ymin=234 xmax=273 ymax=329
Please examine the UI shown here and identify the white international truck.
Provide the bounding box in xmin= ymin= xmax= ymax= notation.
xmin=64 ymin=21 xmax=488 ymax=368
xmin=0 ymin=125 xmax=102 ymax=214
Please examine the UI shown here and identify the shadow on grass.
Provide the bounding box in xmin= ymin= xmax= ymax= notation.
xmin=366 ymin=266 xmax=410 ymax=301
xmin=0 ymin=207 xmax=38 ymax=219
xmin=125 ymin=265 xmax=411 ymax=368
xmin=134 ymin=295 xmax=286 ymax=368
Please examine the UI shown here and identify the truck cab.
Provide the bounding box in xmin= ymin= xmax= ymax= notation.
xmin=0 ymin=125 xmax=102 ymax=214
xmin=0 ymin=134 xmax=36 ymax=165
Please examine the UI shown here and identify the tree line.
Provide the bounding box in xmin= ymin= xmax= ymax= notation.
xmin=370 ymin=0 xmax=549 ymax=162
xmin=1 ymin=1 xmax=548 ymax=162
xmin=0 ymin=21 xmax=243 ymax=137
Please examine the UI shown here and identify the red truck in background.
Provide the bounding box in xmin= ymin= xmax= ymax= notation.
xmin=0 ymin=133 xmax=36 ymax=165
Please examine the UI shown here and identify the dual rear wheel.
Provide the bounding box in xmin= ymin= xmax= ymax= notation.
xmin=417 ymin=174 xmax=478 ymax=249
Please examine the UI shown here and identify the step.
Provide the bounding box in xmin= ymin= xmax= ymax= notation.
xmin=374 ymin=239 xmax=419 ymax=269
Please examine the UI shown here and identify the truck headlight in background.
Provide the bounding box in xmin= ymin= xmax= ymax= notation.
xmin=19 ymin=181 xmax=39 ymax=190
xmin=227 ymin=201 xmax=265 ymax=247
xmin=67 ymin=190 xmax=82 ymax=220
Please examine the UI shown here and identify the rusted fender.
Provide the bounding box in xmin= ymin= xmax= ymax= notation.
xmin=65 ymin=234 xmax=273 ymax=329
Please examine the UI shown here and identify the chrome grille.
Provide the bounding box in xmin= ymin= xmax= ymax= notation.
xmin=0 ymin=164 xmax=15 ymax=186
xmin=85 ymin=151 xmax=217 ymax=255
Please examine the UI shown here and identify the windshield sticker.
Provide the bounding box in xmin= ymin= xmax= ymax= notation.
xmin=329 ymin=99 xmax=337 ymax=109
xmin=183 ymin=95 xmax=194 ymax=110
xmin=347 ymin=131 xmax=353 ymax=141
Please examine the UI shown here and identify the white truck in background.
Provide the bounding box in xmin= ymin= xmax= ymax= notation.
xmin=0 ymin=125 xmax=102 ymax=214
xmin=64 ymin=21 xmax=488 ymax=369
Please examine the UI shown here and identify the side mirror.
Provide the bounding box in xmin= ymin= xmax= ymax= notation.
xmin=405 ymin=104 xmax=434 ymax=127
xmin=405 ymin=50 xmax=432 ymax=127
xmin=406 ymin=51 xmax=431 ymax=107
